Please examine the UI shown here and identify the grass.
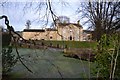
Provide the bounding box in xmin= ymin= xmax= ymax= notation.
xmin=9 ymin=48 xmax=95 ymax=78
xmin=2 ymin=40 xmax=97 ymax=78
xmin=35 ymin=40 xmax=97 ymax=49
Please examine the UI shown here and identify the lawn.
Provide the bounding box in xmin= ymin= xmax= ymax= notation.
xmin=7 ymin=48 xmax=96 ymax=78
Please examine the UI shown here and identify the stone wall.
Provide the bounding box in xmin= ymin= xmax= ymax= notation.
xmin=22 ymin=32 xmax=46 ymax=40
xmin=57 ymin=24 xmax=83 ymax=41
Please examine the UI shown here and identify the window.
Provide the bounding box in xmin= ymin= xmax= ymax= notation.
xmin=50 ymin=36 xmax=52 ymax=39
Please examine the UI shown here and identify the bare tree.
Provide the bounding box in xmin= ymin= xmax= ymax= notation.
xmin=77 ymin=1 xmax=120 ymax=41
xmin=76 ymin=1 xmax=120 ymax=79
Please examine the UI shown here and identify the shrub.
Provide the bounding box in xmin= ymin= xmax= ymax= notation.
xmin=2 ymin=46 xmax=18 ymax=75
xmin=93 ymin=33 xmax=120 ymax=79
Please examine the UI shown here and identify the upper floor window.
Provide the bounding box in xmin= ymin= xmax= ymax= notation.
xmin=50 ymin=36 xmax=52 ymax=39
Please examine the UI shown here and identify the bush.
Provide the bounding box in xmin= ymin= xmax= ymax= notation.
xmin=2 ymin=46 xmax=18 ymax=75
xmin=93 ymin=33 xmax=120 ymax=79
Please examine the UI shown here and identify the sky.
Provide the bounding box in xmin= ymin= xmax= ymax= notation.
xmin=0 ymin=0 xmax=89 ymax=31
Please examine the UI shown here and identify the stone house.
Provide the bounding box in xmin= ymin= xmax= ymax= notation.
xmin=22 ymin=21 xmax=84 ymax=41
xmin=56 ymin=22 xmax=83 ymax=41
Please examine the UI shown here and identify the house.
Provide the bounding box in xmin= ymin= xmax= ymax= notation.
xmin=22 ymin=16 xmax=93 ymax=41
xmin=22 ymin=21 xmax=84 ymax=41
xmin=55 ymin=22 xmax=83 ymax=41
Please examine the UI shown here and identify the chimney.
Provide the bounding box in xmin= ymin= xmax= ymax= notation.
xmin=77 ymin=20 xmax=80 ymax=25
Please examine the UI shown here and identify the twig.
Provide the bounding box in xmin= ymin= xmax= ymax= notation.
xmin=12 ymin=35 xmax=33 ymax=73
xmin=112 ymin=43 xmax=119 ymax=79
xmin=1 ymin=15 xmax=33 ymax=73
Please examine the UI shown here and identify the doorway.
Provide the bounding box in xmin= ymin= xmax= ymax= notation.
xmin=70 ymin=36 xmax=72 ymax=40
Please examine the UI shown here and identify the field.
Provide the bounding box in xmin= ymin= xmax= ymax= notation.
xmin=7 ymin=48 xmax=96 ymax=78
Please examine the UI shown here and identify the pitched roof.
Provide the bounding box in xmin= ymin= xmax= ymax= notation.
xmin=46 ymin=28 xmax=57 ymax=31
xmin=23 ymin=29 xmax=45 ymax=32
xmin=57 ymin=23 xmax=82 ymax=28
xmin=83 ymin=30 xmax=94 ymax=34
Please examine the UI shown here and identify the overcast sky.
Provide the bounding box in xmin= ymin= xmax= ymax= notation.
xmin=0 ymin=0 xmax=89 ymax=31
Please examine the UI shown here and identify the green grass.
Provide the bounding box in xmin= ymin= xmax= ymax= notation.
xmin=9 ymin=48 xmax=95 ymax=78
xmin=36 ymin=40 xmax=97 ymax=49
